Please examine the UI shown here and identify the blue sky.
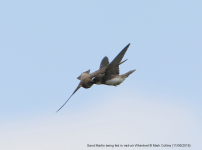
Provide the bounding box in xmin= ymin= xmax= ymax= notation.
xmin=0 ymin=1 xmax=201 ymax=149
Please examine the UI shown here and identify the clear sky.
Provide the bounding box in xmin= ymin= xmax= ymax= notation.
xmin=1 ymin=1 xmax=201 ymax=150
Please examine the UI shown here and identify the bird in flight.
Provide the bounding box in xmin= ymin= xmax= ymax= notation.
xmin=56 ymin=43 xmax=135 ymax=112
xmin=93 ymin=43 xmax=136 ymax=86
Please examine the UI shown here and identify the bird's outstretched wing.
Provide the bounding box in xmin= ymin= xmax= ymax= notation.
xmin=105 ymin=43 xmax=130 ymax=79
xmin=56 ymin=84 xmax=81 ymax=112
xmin=100 ymin=56 xmax=109 ymax=69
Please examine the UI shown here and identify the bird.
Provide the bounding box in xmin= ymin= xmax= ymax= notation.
xmin=56 ymin=67 xmax=106 ymax=112
xmin=56 ymin=43 xmax=135 ymax=112
xmin=93 ymin=43 xmax=136 ymax=86
xmin=77 ymin=56 xmax=128 ymax=82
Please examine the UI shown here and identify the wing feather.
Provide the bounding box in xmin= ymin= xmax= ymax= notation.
xmin=56 ymin=84 xmax=81 ymax=112
xmin=105 ymin=43 xmax=130 ymax=79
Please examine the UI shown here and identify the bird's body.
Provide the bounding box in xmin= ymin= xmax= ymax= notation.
xmin=93 ymin=43 xmax=136 ymax=86
xmin=94 ymin=69 xmax=135 ymax=86
xmin=78 ymin=57 xmax=128 ymax=85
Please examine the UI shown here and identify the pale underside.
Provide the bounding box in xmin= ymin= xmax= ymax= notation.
xmin=105 ymin=77 xmax=125 ymax=86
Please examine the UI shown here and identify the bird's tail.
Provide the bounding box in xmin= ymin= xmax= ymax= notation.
xmin=121 ymin=69 xmax=136 ymax=78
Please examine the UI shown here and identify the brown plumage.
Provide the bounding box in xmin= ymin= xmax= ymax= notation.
xmin=93 ymin=43 xmax=136 ymax=86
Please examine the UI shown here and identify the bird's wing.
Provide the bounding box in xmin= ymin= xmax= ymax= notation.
xmin=89 ymin=68 xmax=105 ymax=79
xmin=56 ymin=83 xmax=81 ymax=112
xmin=77 ymin=57 xmax=109 ymax=80
xmin=100 ymin=56 xmax=109 ymax=69
xmin=105 ymin=43 xmax=130 ymax=79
